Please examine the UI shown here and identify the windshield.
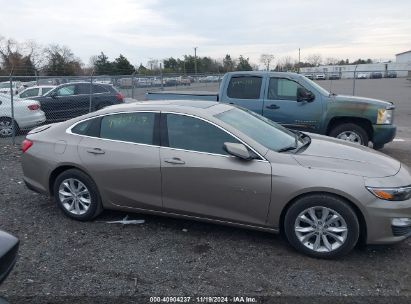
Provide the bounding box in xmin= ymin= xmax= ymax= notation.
xmin=300 ymin=75 xmax=330 ymax=96
xmin=215 ymin=107 xmax=297 ymax=152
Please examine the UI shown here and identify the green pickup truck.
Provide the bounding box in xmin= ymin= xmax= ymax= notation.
xmin=146 ymin=71 xmax=396 ymax=149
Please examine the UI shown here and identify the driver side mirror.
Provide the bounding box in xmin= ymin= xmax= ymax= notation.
xmin=297 ymin=87 xmax=315 ymax=102
xmin=224 ymin=142 xmax=253 ymax=160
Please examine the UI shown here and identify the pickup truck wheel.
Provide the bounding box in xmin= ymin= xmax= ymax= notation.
xmin=373 ymin=143 xmax=385 ymax=150
xmin=329 ymin=123 xmax=369 ymax=146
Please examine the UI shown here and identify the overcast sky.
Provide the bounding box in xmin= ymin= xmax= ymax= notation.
xmin=2 ymin=0 xmax=411 ymax=67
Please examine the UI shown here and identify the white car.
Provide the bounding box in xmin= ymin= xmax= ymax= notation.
xmin=0 ymin=81 xmax=24 ymax=95
xmin=356 ymin=72 xmax=368 ymax=79
xmin=0 ymin=94 xmax=46 ymax=137
xmin=17 ymin=86 xmax=55 ymax=99
xmin=315 ymin=73 xmax=326 ymax=80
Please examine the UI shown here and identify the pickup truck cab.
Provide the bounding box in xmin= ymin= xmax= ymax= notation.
xmin=146 ymin=72 xmax=396 ymax=148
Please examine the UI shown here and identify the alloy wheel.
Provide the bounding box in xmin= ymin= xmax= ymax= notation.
xmin=58 ymin=178 xmax=91 ymax=215
xmin=294 ymin=206 xmax=348 ymax=253
xmin=336 ymin=131 xmax=362 ymax=144
xmin=0 ymin=119 xmax=13 ymax=137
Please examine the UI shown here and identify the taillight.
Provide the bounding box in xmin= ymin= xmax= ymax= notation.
xmin=28 ymin=104 xmax=40 ymax=111
xmin=115 ymin=92 xmax=124 ymax=102
xmin=21 ymin=139 xmax=33 ymax=153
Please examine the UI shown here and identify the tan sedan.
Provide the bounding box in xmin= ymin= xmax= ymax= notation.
xmin=21 ymin=100 xmax=411 ymax=258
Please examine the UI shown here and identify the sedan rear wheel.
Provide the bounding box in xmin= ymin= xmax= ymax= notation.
xmin=284 ymin=194 xmax=359 ymax=258
xmin=54 ymin=169 xmax=103 ymax=221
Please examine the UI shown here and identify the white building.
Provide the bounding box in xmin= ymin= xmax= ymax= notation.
xmin=396 ymin=50 xmax=411 ymax=63
xmin=301 ymin=62 xmax=411 ymax=78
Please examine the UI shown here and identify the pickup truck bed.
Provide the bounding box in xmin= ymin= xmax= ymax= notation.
xmin=146 ymin=90 xmax=218 ymax=101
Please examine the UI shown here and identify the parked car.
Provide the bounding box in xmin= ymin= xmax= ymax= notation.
xmin=314 ymin=73 xmax=326 ymax=80
xmin=370 ymin=72 xmax=383 ymax=79
xmin=147 ymin=71 xmax=396 ymax=149
xmin=0 ymin=94 xmax=46 ymax=137
xmin=328 ymin=73 xmax=341 ymax=80
xmin=179 ymin=76 xmax=191 ymax=86
xmin=304 ymin=74 xmax=314 ymax=80
xmin=0 ymin=230 xmax=19 ymax=285
xmin=386 ymin=71 xmax=397 ymax=78
xmin=356 ymin=72 xmax=368 ymax=79
xmin=17 ymin=86 xmax=55 ymax=99
xmin=21 ymin=101 xmax=411 ymax=258
xmin=0 ymin=81 xmax=24 ymax=95
xmin=31 ymin=82 xmax=124 ymax=122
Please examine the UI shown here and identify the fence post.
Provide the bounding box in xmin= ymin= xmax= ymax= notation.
xmin=160 ymin=63 xmax=164 ymax=91
xmin=352 ymin=65 xmax=358 ymax=96
xmin=131 ymin=72 xmax=136 ymax=99
xmin=9 ymin=75 xmax=15 ymax=145
xmin=89 ymin=71 xmax=94 ymax=113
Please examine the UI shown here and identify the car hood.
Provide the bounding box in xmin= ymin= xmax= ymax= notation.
xmin=333 ymin=94 xmax=393 ymax=108
xmin=292 ymin=134 xmax=400 ymax=178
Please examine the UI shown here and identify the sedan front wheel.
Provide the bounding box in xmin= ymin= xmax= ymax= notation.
xmin=284 ymin=194 xmax=360 ymax=258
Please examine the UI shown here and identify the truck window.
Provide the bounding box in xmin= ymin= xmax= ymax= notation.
xmin=227 ymin=76 xmax=262 ymax=99
xmin=268 ymin=78 xmax=304 ymax=101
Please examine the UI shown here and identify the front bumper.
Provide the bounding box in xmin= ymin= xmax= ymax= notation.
xmin=372 ymin=124 xmax=396 ymax=146
xmin=364 ymin=164 xmax=411 ymax=244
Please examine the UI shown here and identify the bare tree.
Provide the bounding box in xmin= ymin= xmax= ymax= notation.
xmin=0 ymin=37 xmax=41 ymax=75
xmin=306 ymin=54 xmax=322 ymax=67
xmin=43 ymin=44 xmax=83 ymax=76
xmin=325 ymin=57 xmax=339 ymax=65
xmin=260 ymin=54 xmax=275 ymax=71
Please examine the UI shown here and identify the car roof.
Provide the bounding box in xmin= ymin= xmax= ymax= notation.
xmin=23 ymin=85 xmax=55 ymax=89
xmin=225 ymin=71 xmax=301 ymax=78
xmin=79 ymin=100 xmax=232 ymax=120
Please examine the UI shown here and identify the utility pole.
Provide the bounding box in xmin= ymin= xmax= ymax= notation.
xmin=194 ymin=47 xmax=198 ymax=78
xmin=298 ymin=48 xmax=301 ymax=74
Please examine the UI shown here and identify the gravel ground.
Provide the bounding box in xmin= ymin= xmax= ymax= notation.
xmin=0 ymin=143 xmax=411 ymax=303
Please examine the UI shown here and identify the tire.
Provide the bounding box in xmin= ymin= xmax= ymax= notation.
xmin=373 ymin=143 xmax=385 ymax=150
xmin=0 ymin=117 xmax=19 ymax=138
xmin=53 ymin=169 xmax=103 ymax=221
xmin=284 ymin=194 xmax=360 ymax=258
xmin=329 ymin=123 xmax=369 ymax=146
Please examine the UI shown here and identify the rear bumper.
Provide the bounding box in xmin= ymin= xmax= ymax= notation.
xmin=372 ymin=124 xmax=396 ymax=145
xmin=18 ymin=112 xmax=46 ymax=130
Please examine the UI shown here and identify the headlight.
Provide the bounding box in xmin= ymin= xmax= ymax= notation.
xmin=377 ymin=108 xmax=393 ymax=124
xmin=367 ymin=186 xmax=411 ymax=201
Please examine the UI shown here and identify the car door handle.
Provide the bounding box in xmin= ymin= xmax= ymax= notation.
xmin=266 ymin=104 xmax=280 ymax=110
xmin=86 ymin=148 xmax=105 ymax=155
xmin=164 ymin=157 xmax=185 ymax=165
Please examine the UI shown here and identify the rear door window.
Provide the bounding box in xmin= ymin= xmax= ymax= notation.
xmin=20 ymin=88 xmax=39 ymax=98
xmin=93 ymin=84 xmax=109 ymax=93
xmin=227 ymin=76 xmax=262 ymax=99
xmin=76 ymin=84 xmax=91 ymax=95
xmin=100 ymin=112 xmax=155 ymax=145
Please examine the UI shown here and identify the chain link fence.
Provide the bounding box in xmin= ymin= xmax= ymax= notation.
xmin=1 ymin=70 xmax=410 ymax=145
